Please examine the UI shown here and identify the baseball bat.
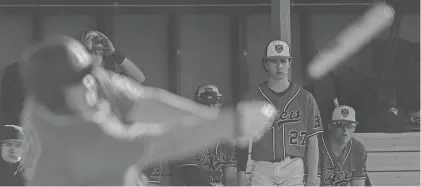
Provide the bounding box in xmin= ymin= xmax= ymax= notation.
xmin=333 ymin=97 xmax=340 ymax=107
xmin=307 ymin=2 xmax=395 ymax=80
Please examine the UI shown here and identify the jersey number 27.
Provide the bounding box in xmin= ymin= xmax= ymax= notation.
xmin=289 ymin=130 xmax=307 ymax=146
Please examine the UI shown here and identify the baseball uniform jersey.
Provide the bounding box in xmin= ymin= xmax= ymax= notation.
xmin=318 ymin=134 xmax=368 ymax=186
xmin=171 ymin=140 xmax=236 ymax=186
xmin=236 ymin=81 xmax=323 ymax=171
xmin=144 ymin=164 xmax=161 ymax=185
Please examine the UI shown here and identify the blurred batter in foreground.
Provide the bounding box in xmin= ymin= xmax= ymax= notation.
xmin=19 ymin=35 xmax=276 ymax=186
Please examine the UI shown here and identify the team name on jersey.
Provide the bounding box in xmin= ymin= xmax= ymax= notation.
xmin=150 ymin=165 xmax=161 ymax=182
xmin=270 ymin=109 xmax=302 ymax=128
xmin=321 ymin=168 xmax=354 ymax=186
xmin=197 ymin=151 xmax=229 ymax=171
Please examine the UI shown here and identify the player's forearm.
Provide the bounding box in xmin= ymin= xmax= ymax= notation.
xmin=235 ymin=146 xmax=249 ymax=186
xmin=223 ymin=166 xmax=237 ymax=186
xmin=130 ymin=86 xmax=219 ymax=122
xmin=306 ymin=135 xmax=319 ymax=180
xmin=120 ymin=58 xmax=146 ymax=83
xmin=350 ymin=179 xmax=365 ymax=186
xmin=235 ymin=146 xmax=249 ymax=172
xmin=75 ymin=110 xmax=235 ymax=172
xmin=135 ymin=109 xmax=238 ymax=167
xmin=237 ymin=171 xmax=248 ymax=186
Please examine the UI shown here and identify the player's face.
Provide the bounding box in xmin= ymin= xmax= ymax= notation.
xmin=265 ymin=58 xmax=291 ymax=80
xmin=208 ymin=103 xmax=222 ymax=109
xmin=91 ymin=54 xmax=103 ymax=66
xmin=199 ymin=101 xmax=221 ymax=109
xmin=329 ymin=121 xmax=357 ymax=143
xmin=1 ymin=140 xmax=24 ymax=163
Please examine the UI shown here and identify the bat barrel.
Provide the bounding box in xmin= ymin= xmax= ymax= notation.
xmin=307 ymin=2 xmax=395 ymax=80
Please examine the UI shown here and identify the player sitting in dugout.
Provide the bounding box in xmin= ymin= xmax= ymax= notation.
xmin=170 ymin=84 xmax=236 ymax=186
xmin=318 ymin=98 xmax=368 ymax=186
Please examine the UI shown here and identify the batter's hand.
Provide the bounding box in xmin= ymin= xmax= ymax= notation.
xmin=236 ymin=101 xmax=277 ymax=147
xmin=123 ymin=165 xmax=149 ymax=186
xmin=96 ymin=31 xmax=115 ymax=56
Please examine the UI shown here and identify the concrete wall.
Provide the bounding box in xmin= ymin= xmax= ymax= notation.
xmin=0 ymin=13 xmax=418 ymax=115
xmin=309 ymin=14 xmax=420 ymax=105
xmin=113 ymin=15 xmax=169 ymax=90
xmin=1 ymin=13 xmax=418 ymax=96
xmin=0 ymin=16 xmax=33 ymax=78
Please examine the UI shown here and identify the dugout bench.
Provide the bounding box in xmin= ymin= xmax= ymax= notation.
xmin=243 ymin=133 xmax=420 ymax=186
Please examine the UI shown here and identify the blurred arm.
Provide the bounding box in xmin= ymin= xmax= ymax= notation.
xmin=106 ymin=51 xmax=146 ymax=83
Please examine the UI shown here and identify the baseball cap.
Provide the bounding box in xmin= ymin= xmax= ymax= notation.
xmin=332 ymin=105 xmax=359 ymax=124
xmin=0 ymin=125 xmax=24 ymax=142
xmin=263 ymin=40 xmax=292 ymax=60
xmin=195 ymin=84 xmax=222 ymax=105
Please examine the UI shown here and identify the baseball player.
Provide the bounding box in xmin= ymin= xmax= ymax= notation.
xmin=18 ymin=35 xmax=276 ymax=186
xmin=0 ymin=125 xmax=26 ymax=186
xmin=81 ymin=30 xmax=157 ymax=185
xmin=80 ymin=30 xmax=146 ymax=83
xmin=236 ymin=40 xmax=322 ymax=186
xmin=318 ymin=99 xmax=367 ymax=186
xmin=171 ymin=84 xmax=237 ymax=186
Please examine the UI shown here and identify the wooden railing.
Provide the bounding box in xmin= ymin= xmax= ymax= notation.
xmin=243 ymin=133 xmax=420 ymax=186
xmin=354 ymin=133 xmax=420 ymax=186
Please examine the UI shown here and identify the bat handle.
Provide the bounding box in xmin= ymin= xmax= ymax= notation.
xmin=333 ymin=97 xmax=340 ymax=107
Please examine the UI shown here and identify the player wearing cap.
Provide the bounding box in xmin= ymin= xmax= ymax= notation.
xmin=80 ymin=30 xmax=146 ymax=83
xmin=0 ymin=125 xmax=26 ymax=186
xmin=236 ymin=40 xmax=322 ymax=186
xmin=19 ymin=35 xmax=276 ymax=186
xmin=318 ymin=99 xmax=367 ymax=186
xmin=170 ymin=84 xmax=237 ymax=186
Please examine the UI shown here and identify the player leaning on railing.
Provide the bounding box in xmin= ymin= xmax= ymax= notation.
xmin=318 ymin=98 xmax=368 ymax=186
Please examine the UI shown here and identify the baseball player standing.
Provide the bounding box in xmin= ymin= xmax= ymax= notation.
xmin=80 ymin=30 xmax=146 ymax=83
xmin=236 ymin=40 xmax=322 ymax=186
xmin=318 ymin=98 xmax=367 ymax=186
xmin=171 ymin=84 xmax=237 ymax=186
xmin=18 ymin=35 xmax=276 ymax=186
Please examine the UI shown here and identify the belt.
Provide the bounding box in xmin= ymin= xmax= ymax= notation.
xmin=268 ymin=156 xmax=298 ymax=163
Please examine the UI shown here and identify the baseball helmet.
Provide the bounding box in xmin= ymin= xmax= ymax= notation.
xmin=79 ymin=30 xmax=105 ymax=55
xmin=194 ymin=84 xmax=222 ymax=105
xmin=1 ymin=125 xmax=25 ymax=164
xmin=20 ymin=35 xmax=94 ymax=113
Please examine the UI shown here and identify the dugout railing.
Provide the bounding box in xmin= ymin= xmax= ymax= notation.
xmin=243 ymin=132 xmax=420 ymax=186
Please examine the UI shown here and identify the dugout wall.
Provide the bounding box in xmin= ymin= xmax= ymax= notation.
xmin=0 ymin=0 xmax=418 ymax=185
xmin=0 ymin=1 xmax=418 ymax=132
